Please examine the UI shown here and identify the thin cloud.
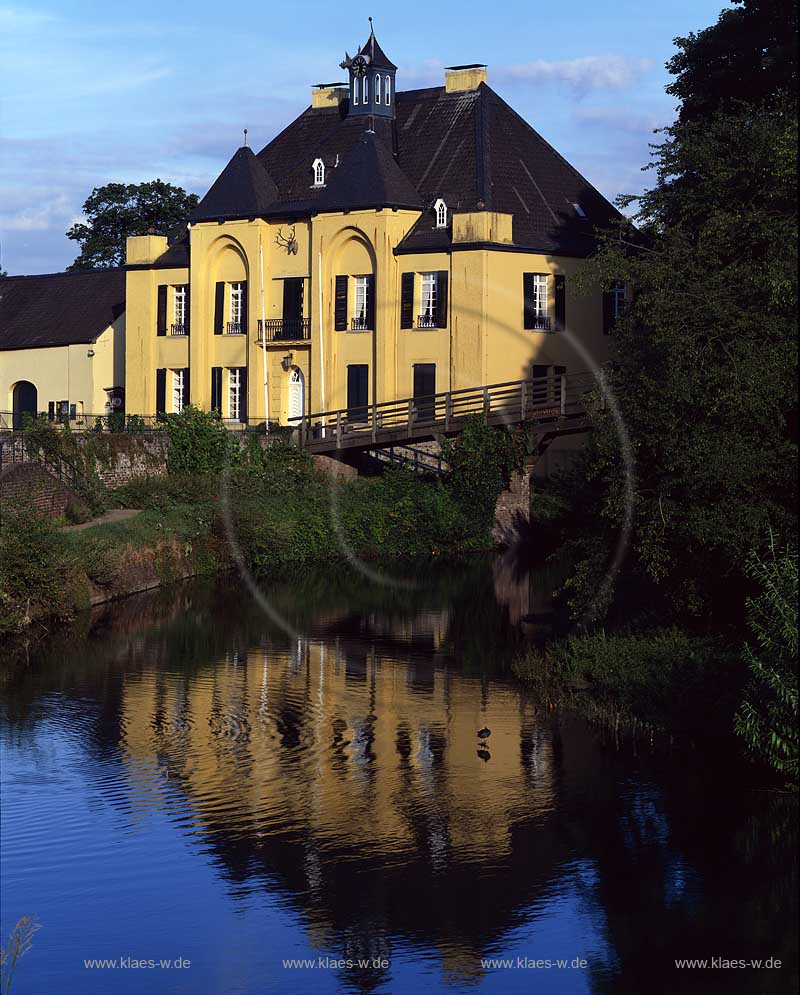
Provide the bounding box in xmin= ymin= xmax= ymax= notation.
xmin=573 ymin=105 xmax=671 ymax=134
xmin=497 ymin=56 xmax=653 ymax=96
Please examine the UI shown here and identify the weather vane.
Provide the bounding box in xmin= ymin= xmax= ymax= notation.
xmin=243 ymin=128 xmax=248 ymax=147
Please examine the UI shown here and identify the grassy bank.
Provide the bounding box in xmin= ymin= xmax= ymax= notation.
xmin=0 ymin=413 xmax=524 ymax=637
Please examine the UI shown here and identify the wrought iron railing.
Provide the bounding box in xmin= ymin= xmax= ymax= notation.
xmin=351 ymin=316 xmax=370 ymax=330
xmin=417 ymin=314 xmax=437 ymax=328
xmin=257 ymin=318 xmax=311 ymax=342
xmin=170 ymin=323 xmax=187 ymax=336
xmin=226 ymin=321 xmax=245 ymax=334
xmin=527 ymin=315 xmax=551 ymax=331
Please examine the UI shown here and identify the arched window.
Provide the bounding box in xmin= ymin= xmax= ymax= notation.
xmin=312 ymin=158 xmax=325 ymax=186
xmin=385 ymin=76 xmax=391 ymax=105
xmin=434 ymin=198 xmax=447 ymax=229
xmin=363 ymin=75 xmax=369 ymax=101
xmin=353 ymin=77 xmax=359 ymax=105
xmin=375 ymin=75 xmax=381 ymax=104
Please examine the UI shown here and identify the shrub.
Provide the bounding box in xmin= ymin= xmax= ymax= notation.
xmin=441 ymin=416 xmax=526 ymax=537
xmin=162 ymin=406 xmax=238 ymax=476
xmin=20 ymin=416 xmax=108 ymax=514
xmin=735 ymin=536 xmax=798 ymax=782
xmin=0 ymin=510 xmax=78 ymax=634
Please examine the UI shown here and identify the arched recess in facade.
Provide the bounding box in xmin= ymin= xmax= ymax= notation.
xmin=11 ymin=380 xmax=38 ymax=430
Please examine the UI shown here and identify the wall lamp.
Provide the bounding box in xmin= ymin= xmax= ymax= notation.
xmin=281 ymin=353 xmax=293 ymax=371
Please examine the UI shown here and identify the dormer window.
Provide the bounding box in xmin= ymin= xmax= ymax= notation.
xmin=312 ymin=158 xmax=325 ymax=187
xmin=434 ymin=198 xmax=447 ymax=229
xmin=573 ymin=203 xmax=587 ymax=218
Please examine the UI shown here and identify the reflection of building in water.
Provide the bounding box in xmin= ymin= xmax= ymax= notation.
xmin=118 ymin=633 xmax=559 ymax=981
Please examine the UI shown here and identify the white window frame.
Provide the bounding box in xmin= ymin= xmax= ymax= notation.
xmin=434 ymin=198 xmax=447 ymax=229
xmin=229 ymin=282 xmax=243 ymax=331
xmin=312 ymin=157 xmax=325 ymax=187
xmin=531 ymin=274 xmax=548 ymax=319
xmin=363 ymin=75 xmax=369 ymax=101
xmin=228 ymin=368 xmax=241 ymax=421
xmin=354 ymin=276 xmax=369 ymax=324
xmin=173 ymin=285 xmax=187 ymax=334
xmin=172 ymin=369 xmax=185 ymax=414
xmin=420 ymin=273 xmax=437 ymax=326
xmin=353 ymin=77 xmax=359 ymax=105
xmin=385 ymin=76 xmax=391 ymax=105
xmin=375 ymin=75 xmax=381 ymax=104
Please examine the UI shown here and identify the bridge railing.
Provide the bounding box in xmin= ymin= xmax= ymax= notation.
xmin=295 ymin=370 xmax=598 ymax=448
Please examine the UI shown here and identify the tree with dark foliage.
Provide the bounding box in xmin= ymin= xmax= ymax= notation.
xmin=66 ymin=180 xmax=198 ymax=270
xmin=562 ymin=0 xmax=798 ymax=625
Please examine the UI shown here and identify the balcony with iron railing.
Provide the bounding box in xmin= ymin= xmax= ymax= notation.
xmin=351 ymin=315 xmax=371 ymax=331
xmin=417 ymin=314 xmax=437 ymax=329
xmin=257 ymin=318 xmax=311 ymax=342
xmin=170 ymin=323 xmax=187 ymax=336
xmin=527 ymin=315 xmax=551 ymax=331
xmin=226 ymin=321 xmax=246 ymax=335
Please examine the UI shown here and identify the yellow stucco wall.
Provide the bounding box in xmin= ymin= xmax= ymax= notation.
xmin=124 ymin=207 xmax=610 ymax=426
xmin=1 ymin=314 xmax=125 ymax=421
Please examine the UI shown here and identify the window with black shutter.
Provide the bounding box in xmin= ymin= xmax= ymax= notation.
xmin=214 ymin=282 xmax=225 ymax=335
xmin=334 ymin=276 xmax=348 ymax=330
xmin=211 ymin=367 xmax=222 ymax=413
xmin=157 ymin=285 xmax=167 ymax=336
xmin=238 ymin=367 xmax=248 ymax=424
xmin=155 ymin=368 xmax=166 ymax=417
xmin=413 ymin=364 xmax=436 ymax=419
xmin=523 ymin=273 xmax=549 ymax=330
xmin=347 ymin=365 xmax=369 ymax=421
xmin=435 ymin=271 xmax=448 ymax=328
xmin=366 ymin=274 xmax=375 ymax=330
xmin=240 ymin=281 xmax=248 ymax=335
xmin=184 ymin=289 xmax=191 ymax=336
xmin=554 ymin=275 xmax=566 ymax=331
xmin=400 ymin=273 xmax=415 ymax=328
xmin=181 ymin=368 xmax=190 ymax=410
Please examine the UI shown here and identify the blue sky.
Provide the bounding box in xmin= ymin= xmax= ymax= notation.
xmin=1 ymin=0 xmax=727 ymax=274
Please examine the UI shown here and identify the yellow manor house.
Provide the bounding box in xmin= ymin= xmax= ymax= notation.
xmin=124 ymin=27 xmax=626 ymax=439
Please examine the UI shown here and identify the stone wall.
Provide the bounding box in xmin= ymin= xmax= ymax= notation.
xmin=493 ymin=468 xmax=532 ymax=544
xmin=0 ymin=463 xmax=77 ymax=518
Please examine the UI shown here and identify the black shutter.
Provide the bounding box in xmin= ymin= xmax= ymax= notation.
xmin=48 ymin=401 xmax=55 ymax=421
xmin=413 ymin=363 xmax=436 ymax=419
xmin=347 ymin=365 xmax=368 ymax=420
xmin=334 ymin=275 xmax=348 ymax=330
xmin=238 ymin=368 xmax=248 ymax=424
xmin=214 ymin=282 xmax=225 ymax=335
xmin=436 ymin=271 xmax=448 ymax=328
xmin=182 ymin=369 xmax=190 ymax=410
xmin=157 ymin=285 xmax=167 ymax=336
xmin=554 ymin=275 xmax=566 ymax=332
xmin=240 ymin=281 xmax=248 ymax=334
xmin=400 ymin=272 xmax=415 ymax=328
xmin=156 ymin=368 xmax=166 ymax=417
xmin=602 ymin=290 xmax=614 ymax=335
xmin=523 ymin=273 xmax=535 ymax=329
xmin=184 ymin=289 xmax=190 ymax=337
xmin=211 ymin=367 xmax=222 ymax=413
xmin=366 ymin=275 xmax=375 ymax=329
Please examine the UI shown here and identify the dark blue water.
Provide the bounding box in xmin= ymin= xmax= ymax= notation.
xmin=1 ymin=564 xmax=796 ymax=994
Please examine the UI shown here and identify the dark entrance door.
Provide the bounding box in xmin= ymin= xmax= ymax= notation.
xmin=413 ymin=364 xmax=436 ymax=420
xmin=347 ymin=365 xmax=369 ymax=422
xmin=282 ymin=278 xmax=305 ymax=339
xmin=12 ymin=381 xmax=37 ymax=430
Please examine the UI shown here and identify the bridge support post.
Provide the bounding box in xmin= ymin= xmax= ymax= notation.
xmin=493 ymin=463 xmax=534 ymax=546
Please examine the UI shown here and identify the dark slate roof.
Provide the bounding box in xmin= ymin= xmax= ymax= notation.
xmin=0 ymin=269 xmax=125 ymax=350
xmin=360 ymin=29 xmax=397 ymax=70
xmin=191 ymin=145 xmax=279 ymax=223
xmin=256 ymin=82 xmax=623 ymax=257
xmin=316 ymin=131 xmax=422 ymax=213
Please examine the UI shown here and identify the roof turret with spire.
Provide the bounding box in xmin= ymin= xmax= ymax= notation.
xmin=340 ymin=19 xmax=397 ymax=120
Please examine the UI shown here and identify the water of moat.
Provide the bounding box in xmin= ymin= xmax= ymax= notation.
xmin=1 ymin=557 xmax=796 ymax=995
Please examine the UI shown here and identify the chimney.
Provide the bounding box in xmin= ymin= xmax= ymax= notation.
xmin=445 ymin=64 xmax=487 ymax=93
xmin=311 ymin=82 xmax=349 ymax=109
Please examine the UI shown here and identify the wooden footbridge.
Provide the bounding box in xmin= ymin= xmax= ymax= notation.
xmin=295 ymin=371 xmax=597 ymax=455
